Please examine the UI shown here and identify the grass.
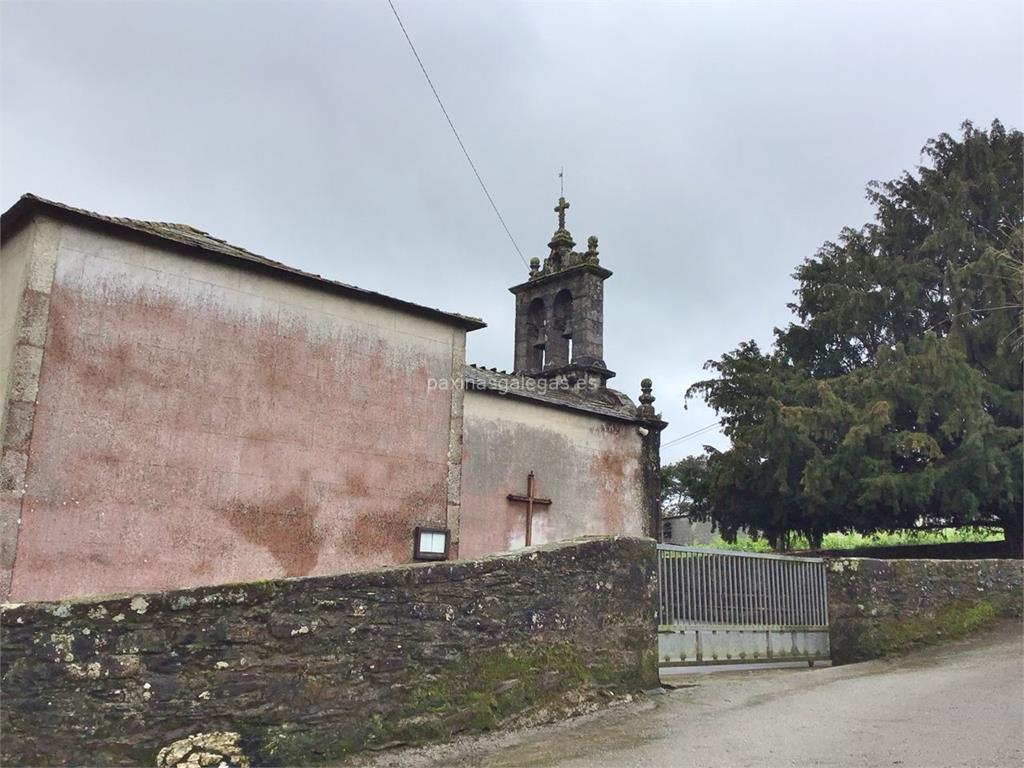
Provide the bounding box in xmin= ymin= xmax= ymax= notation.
xmin=706 ymin=527 xmax=1005 ymax=553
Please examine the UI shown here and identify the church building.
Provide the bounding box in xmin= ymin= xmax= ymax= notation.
xmin=0 ymin=194 xmax=665 ymax=601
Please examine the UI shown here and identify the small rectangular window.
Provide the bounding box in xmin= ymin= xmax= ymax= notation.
xmin=413 ymin=526 xmax=450 ymax=561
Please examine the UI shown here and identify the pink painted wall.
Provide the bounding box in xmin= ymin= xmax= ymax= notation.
xmin=459 ymin=389 xmax=646 ymax=559
xmin=9 ymin=222 xmax=460 ymax=601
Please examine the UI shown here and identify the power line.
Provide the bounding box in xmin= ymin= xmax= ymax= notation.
xmin=387 ymin=0 xmax=529 ymax=268
xmin=662 ymin=421 xmax=721 ymax=449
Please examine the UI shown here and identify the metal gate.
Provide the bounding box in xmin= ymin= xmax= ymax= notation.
xmin=657 ymin=545 xmax=830 ymax=667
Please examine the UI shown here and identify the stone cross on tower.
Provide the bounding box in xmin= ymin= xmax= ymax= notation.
xmin=554 ymin=196 xmax=570 ymax=230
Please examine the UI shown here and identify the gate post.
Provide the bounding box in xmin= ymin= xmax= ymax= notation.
xmin=636 ymin=378 xmax=668 ymax=540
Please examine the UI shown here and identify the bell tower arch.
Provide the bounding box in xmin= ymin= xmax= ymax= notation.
xmin=511 ymin=197 xmax=614 ymax=389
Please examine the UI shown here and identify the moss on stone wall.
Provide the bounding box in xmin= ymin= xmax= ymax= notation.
xmin=827 ymin=558 xmax=1022 ymax=664
xmin=1 ymin=536 xmax=659 ymax=766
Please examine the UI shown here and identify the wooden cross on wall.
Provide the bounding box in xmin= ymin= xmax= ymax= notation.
xmin=507 ymin=471 xmax=552 ymax=547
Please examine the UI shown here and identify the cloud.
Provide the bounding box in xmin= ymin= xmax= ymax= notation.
xmin=3 ymin=0 xmax=1021 ymax=458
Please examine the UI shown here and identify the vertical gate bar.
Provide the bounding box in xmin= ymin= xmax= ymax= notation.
xmin=809 ymin=563 xmax=816 ymax=626
xmin=771 ymin=559 xmax=777 ymax=626
xmin=722 ymin=555 xmax=728 ymax=624
xmin=671 ymin=553 xmax=679 ymax=624
xmin=667 ymin=552 xmax=675 ymax=626
xmin=812 ymin=562 xmax=820 ymax=625
xmin=702 ymin=554 xmax=708 ymax=624
xmin=809 ymin=563 xmax=815 ymax=625
xmin=794 ymin=561 xmax=802 ymax=626
xmin=708 ymin=554 xmax=714 ymax=624
xmin=676 ymin=554 xmax=683 ymax=624
xmin=818 ymin=563 xmax=825 ymax=626
xmin=745 ymin=557 xmax=753 ymax=626
xmin=795 ymin=561 xmax=802 ymax=625
xmin=799 ymin=562 xmax=806 ymax=625
xmin=719 ymin=555 xmax=724 ymax=624
xmin=799 ymin=562 xmax=807 ymax=625
xmin=690 ymin=554 xmax=696 ymax=624
xmin=748 ymin=556 xmax=755 ymax=626
xmin=706 ymin=554 xmax=713 ymax=624
xmin=770 ymin=558 xmax=777 ymax=625
xmin=682 ymin=554 xmax=689 ymax=623
xmin=806 ymin=561 xmax=815 ymax=626
xmin=679 ymin=553 xmax=687 ymax=624
xmin=663 ymin=551 xmax=670 ymax=624
xmin=776 ymin=559 xmax=783 ymax=626
xmin=668 ymin=552 xmax=675 ymax=624
xmin=729 ymin=555 xmax=736 ymax=624
xmin=736 ymin=556 xmax=742 ymax=625
xmin=704 ymin=553 xmax=711 ymax=625
xmin=692 ymin=554 xmax=698 ymax=624
xmin=819 ymin=562 xmax=827 ymax=627
xmin=746 ymin=557 xmax=753 ymax=626
xmin=787 ymin=561 xmax=795 ymax=626
xmin=758 ymin=558 xmax=766 ymax=625
xmin=796 ymin=562 xmax=803 ymax=625
xmin=734 ymin=556 xmax=740 ymax=624
xmin=710 ymin=554 xmax=716 ymax=624
xmin=819 ymin=562 xmax=828 ymax=627
xmin=720 ymin=556 xmax=726 ymax=624
xmin=659 ymin=548 xmax=667 ymax=622
xmin=753 ymin=557 xmax=760 ymax=625
xmin=727 ymin=555 xmax=733 ymax=625
xmin=821 ymin=562 xmax=828 ymax=627
xmin=708 ymin=553 xmax=714 ymax=625
xmin=761 ymin=558 xmax=768 ymax=625
xmin=787 ymin=560 xmax=793 ymax=625
xmin=726 ymin=555 xmax=733 ymax=624
xmin=774 ymin=559 xmax=782 ymax=626
xmin=666 ymin=550 xmax=673 ymax=624
xmin=684 ymin=555 xmax=690 ymax=624
xmin=696 ymin=553 xmax=703 ymax=625
xmin=689 ymin=554 xmax=695 ymax=624
xmin=720 ymin=555 xmax=726 ymax=624
xmin=808 ymin=563 xmax=816 ymax=625
xmin=814 ymin=563 xmax=822 ymax=626
xmin=735 ymin=556 xmax=741 ymax=625
xmin=665 ymin=551 xmax=671 ymax=623
xmin=786 ymin=561 xmax=794 ymax=626
xmin=711 ymin=554 xmax=717 ymax=624
xmin=707 ymin=553 xmax=714 ymax=624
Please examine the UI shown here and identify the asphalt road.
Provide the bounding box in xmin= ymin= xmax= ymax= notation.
xmin=358 ymin=623 xmax=1024 ymax=768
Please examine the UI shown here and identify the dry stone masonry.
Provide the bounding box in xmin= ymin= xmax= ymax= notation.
xmin=825 ymin=557 xmax=1023 ymax=664
xmin=1 ymin=536 xmax=659 ymax=766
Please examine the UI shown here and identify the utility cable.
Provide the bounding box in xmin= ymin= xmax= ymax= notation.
xmin=387 ymin=0 xmax=529 ymax=268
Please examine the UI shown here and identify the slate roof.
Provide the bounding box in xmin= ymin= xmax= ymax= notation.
xmin=0 ymin=193 xmax=486 ymax=331
xmin=464 ymin=363 xmax=641 ymax=422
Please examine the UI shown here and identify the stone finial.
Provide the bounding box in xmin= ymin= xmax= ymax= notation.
xmin=637 ymin=378 xmax=656 ymax=418
xmin=529 ymin=257 xmax=541 ymax=279
xmin=585 ymin=235 xmax=599 ymax=263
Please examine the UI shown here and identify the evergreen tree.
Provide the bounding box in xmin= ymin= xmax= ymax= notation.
xmin=684 ymin=121 xmax=1022 ymax=551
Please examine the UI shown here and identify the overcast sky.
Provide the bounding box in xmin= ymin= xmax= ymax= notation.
xmin=2 ymin=1 xmax=1021 ymax=461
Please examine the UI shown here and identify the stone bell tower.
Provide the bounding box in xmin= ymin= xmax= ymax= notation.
xmin=510 ymin=197 xmax=614 ymax=389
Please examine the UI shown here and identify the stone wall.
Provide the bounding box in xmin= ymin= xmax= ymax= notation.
xmin=826 ymin=557 xmax=1023 ymax=664
xmin=1 ymin=536 xmax=659 ymax=766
